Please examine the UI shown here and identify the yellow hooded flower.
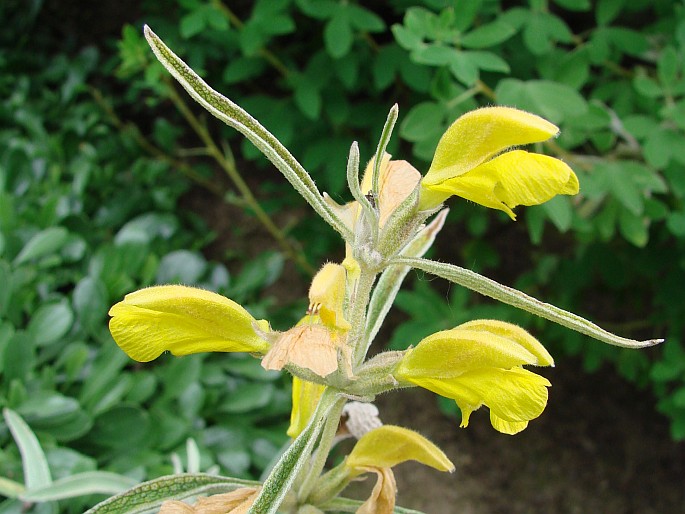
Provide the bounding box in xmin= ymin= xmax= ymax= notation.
xmin=344 ymin=425 xmax=454 ymax=514
xmin=394 ymin=320 xmax=554 ymax=435
xmin=263 ymin=262 xmax=351 ymax=437
xmin=419 ymin=106 xmax=579 ymax=218
xmin=108 ymin=285 xmax=270 ymax=362
xmin=261 ymin=262 xmax=351 ymax=378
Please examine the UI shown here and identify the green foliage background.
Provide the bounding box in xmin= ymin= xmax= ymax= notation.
xmin=1 ymin=0 xmax=684 ymax=511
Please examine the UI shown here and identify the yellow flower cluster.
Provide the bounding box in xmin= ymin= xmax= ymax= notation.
xmin=108 ymin=104 xmax=577 ymax=511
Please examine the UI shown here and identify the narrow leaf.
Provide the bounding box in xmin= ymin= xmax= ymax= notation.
xmin=346 ymin=141 xmax=374 ymax=223
xmin=372 ymin=104 xmax=399 ymax=202
xmin=397 ymin=257 xmax=663 ymax=348
xmin=84 ymin=474 xmax=260 ymax=514
xmin=143 ymin=26 xmax=351 ymax=240
xmin=3 ymin=408 xmax=52 ymax=489
xmin=21 ymin=472 xmax=138 ymax=502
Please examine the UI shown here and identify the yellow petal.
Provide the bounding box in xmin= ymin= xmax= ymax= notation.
xmin=395 ymin=328 xmax=539 ymax=381
xmin=354 ymin=467 xmax=396 ymax=514
xmin=427 ymin=150 xmax=578 ymax=219
xmin=490 ymin=413 xmax=528 ymax=435
xmin=309 ymin=263 xmax=350 ymax=330
xmin=455 ymin=320 xmax=554 ymax=366
xmin=108 ymin=285 xmax=270 ymax=362
xmin=410 ymin=368 xmax=550 ymax=433
xmin=346 ymin=425 xmax=454 ymax=473
xmin=261 ymin=324 xmax=340 ymax=377
xmin=423 ymin=107 xmax=559 ymax=187
xmin=288 ymin=377 xmax=326 ymax=438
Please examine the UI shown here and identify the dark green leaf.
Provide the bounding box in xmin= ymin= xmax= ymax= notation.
xmin=461 ymin=20 xmax=517 ymax=49
xmin=553 ymin=0 xmax=591 ymax=11
xmin=399 ymin=102 xmax=445 ymax=143
xmin=156 ymin=250 xmax=208 ymax=284
xmin=73 ymin=276 xmax=109 ymax=334
xmin=3 ymin=332 xmax=35 ymax=382
xmin=219 ymin=383 xmax=274 ymax=414
xmin=596 ymin=0 xmax=626 ymax=25
xmin=657 ymin=46 xmax=680 ymax=89
xmin=27 ymin=300 xmax=74 ymax=346
xmin=88 ymin=405 xmax=151 ymax=450
xmin=495 ymin=79 xmax=588 ymax=123
xmin=324 ymin=14 xmax=353 ymax=59
xmin=13 ymin=227 xmax=69 ymax=266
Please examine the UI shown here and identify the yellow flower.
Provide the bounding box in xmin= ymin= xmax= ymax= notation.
xmin=344 ymin=425 xmax=454 ymax=514
xmin=307 ymin=262 xmax=350 ymax=331
xmin=262 ymin=262 xmax=352 ymax=437
xmin=419 ymin=106 xmax=579 ymax=218
xmin=394 ymin=320 xmax=554 ymax=435
xmin=261 ymin=262 xmax=351 ymax=378
xmin=108 ymin=285 xmax=270 ymax=362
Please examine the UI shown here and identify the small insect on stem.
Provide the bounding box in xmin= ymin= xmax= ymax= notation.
xmin=365 ymin=193 xmax=377 ymax=209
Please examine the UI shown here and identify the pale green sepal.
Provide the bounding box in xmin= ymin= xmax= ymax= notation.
xmin=84 ymin=474 xmax=260 ymax=514
xmin=377 ymin=180 xmax=421 ymax=259
xmin=21 ymin=472 xmax=138 ymax=502
xmin=372 ymin=105 xmax=399 ymax=204
xmin=365 ymin=209 xmax=448 ymax=350
xmin=322 ymin=497 xmax=426 ymax=514
xmin=143 ymin=26 xmax=351 ymax=240
xmin=346 ymin=141 xmax=378 ymax=241
xmin=396 ymin=257 xmax=663 ymax=348
xmin=249 ymin=389 xmax=343 ymax=514
xmin=3 ymin=408 xmax=51 ymax=490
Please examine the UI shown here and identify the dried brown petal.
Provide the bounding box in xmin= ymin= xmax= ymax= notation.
xmin=261 ymin=324 xmax=340 ymax=377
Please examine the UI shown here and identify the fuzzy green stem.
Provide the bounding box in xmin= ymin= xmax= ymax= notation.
xmin=398 ymin=256 xmax=663 ymax=348
xmin=348 ymin=266 xmax=378 ymax=367
xmin=248 ymin=389 xmax=341 ymax=514
xmin=296 ymin=398 xmax=346 ymax=503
